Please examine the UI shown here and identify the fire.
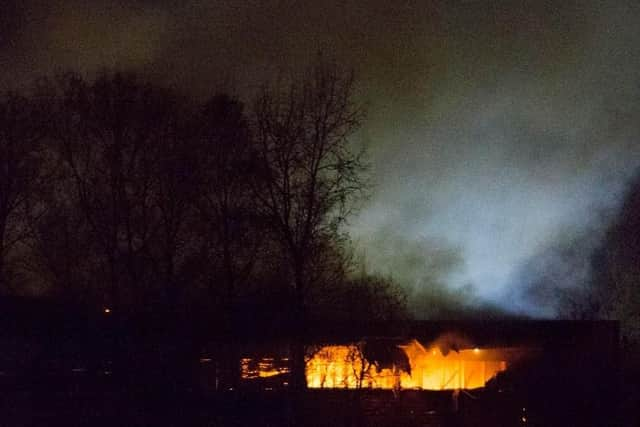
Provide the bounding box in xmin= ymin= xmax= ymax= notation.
xmin=305 ymin=340 xmax=511 ymax=390
xmin=237 ymin=338 xmax=528 ymax=391
xmin=241 ymin=357 xmax=289 ymax=379
xmin=306 ymin=345 xmax=377 ymax=389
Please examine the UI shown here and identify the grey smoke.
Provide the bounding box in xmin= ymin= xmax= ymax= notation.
xmin=3 ymin=0 xmax=640 ymax=316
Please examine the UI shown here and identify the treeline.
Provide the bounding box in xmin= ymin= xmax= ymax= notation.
xmin=0 ymin=61 xmax=407 ymax=331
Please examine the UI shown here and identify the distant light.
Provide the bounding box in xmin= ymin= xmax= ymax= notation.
xmin=200 ymin=358 xmax=212 ymax=363
xmin=521 ymin=416 xmax=527 ymax=423
xmin=103 ymin=307 xmax=111 ymax=314
xmin=473 ymin=348 xmax=480 ymax=353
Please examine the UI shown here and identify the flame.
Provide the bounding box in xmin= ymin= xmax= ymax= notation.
xmin=238 ymin=338 xmax=526 ymax=390
xmin=241 ymin=357 xmax=289 ymax=379
xmin=305 ymin=340 xmax=511 ymax=390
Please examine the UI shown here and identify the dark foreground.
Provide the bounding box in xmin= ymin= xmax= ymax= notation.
xmin=0 ymin=388 xmax=524 ymax=427
xmin=2 ymin=383 xmax=630 ymax=427
xmin=0 ymin=317 xmax=632 ymax=426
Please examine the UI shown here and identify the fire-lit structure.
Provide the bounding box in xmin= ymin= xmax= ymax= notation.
xmin=238 ymin=335 xmax=531 ymax=390
xmin=240 ymin=356 xmax=290 ymax=380
xmin=304 ymin=340 xmax=518 ymax=390
xmin=231 ymin=320 xmax=619 ymax=395
xmin=0 ymin=297 xmax=621 ymax=427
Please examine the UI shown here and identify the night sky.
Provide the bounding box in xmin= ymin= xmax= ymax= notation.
xmin=3 ymin=0 xmax=640 ymax=316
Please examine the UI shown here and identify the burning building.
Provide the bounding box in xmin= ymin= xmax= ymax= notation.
xmin=227 ymin=320 xmax=618 ymax=394
xmin=236 ymin=336 xmax=529 ymax=391
xmin=304 ymin=339 xmax=523 ymax=390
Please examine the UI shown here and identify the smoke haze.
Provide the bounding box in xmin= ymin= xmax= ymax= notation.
xmin=3 ymin=0 xmax=640 ymax=316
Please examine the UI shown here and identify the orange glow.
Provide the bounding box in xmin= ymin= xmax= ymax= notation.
xmin=241 ymin=357 xmax=289 ymax=379
xmin=305 ymin=340 xmax=515 ymax=390
xmin=238 ymin=338 xmax=530 ymax=391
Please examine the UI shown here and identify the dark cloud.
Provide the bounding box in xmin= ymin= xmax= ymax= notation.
xmin=2 ymin=0 xmax=640 ymax=315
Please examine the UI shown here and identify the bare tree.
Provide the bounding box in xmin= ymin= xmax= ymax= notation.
xmin=50 ymin=71 xmax=181 ymax=312
xmin=0 ymin=91 xmax=45 ymax=291
xmin=305 ymin=240 xmax=408 ymax=325
xmin=193 ymin=94 xmax=262 ymax=320
xmin=22 ymin=187 xmax=96 ymax=302
xmin=190 ymin=94 xmax=265 ymax=389
xmin=347 ymin=341 xmax=375 ymax=389
xmin=252 ymin=57 xmax=367 ymax=391
xmin=145 ymin=101 xmax=201 ymax=313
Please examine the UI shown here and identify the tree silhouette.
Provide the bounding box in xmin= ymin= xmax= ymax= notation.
xmin=252 ymin=57 xmax=367 ymax=391
xmin=49 ymin=71 xmax=183 ymax=313
xmin=144 ymin=94 xmax=200 ymax=314
xmin=0 ymin=91 xmax=46 ymax=291
xmin=189 ymin=94 xmax=266 ymax=388
xmin=193 ymin=94 xmax=262 ymax=321
xmin=0 ymin=66 xmax=402 ymax=404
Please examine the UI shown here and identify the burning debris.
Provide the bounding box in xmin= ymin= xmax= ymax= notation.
xmin=238 ymin=335 xmax=530 ymax=391
xmin=304 ymin=338 xmax=520 ymax=390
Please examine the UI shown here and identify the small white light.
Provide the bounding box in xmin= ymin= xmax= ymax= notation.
xmin=104 ymin=307 xmax=111 ymax=314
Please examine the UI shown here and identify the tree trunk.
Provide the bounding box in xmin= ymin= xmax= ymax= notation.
xmin=291 ymin=260 xmax=307 ymax=391
xmin=288 ymin=261 xmax=308 ymax=425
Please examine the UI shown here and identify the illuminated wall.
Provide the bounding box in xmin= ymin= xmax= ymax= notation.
xmin=305 ymin=340 xmax=509 ymax=390
xmin=238 ymin=339 xmax=521 ymax=390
